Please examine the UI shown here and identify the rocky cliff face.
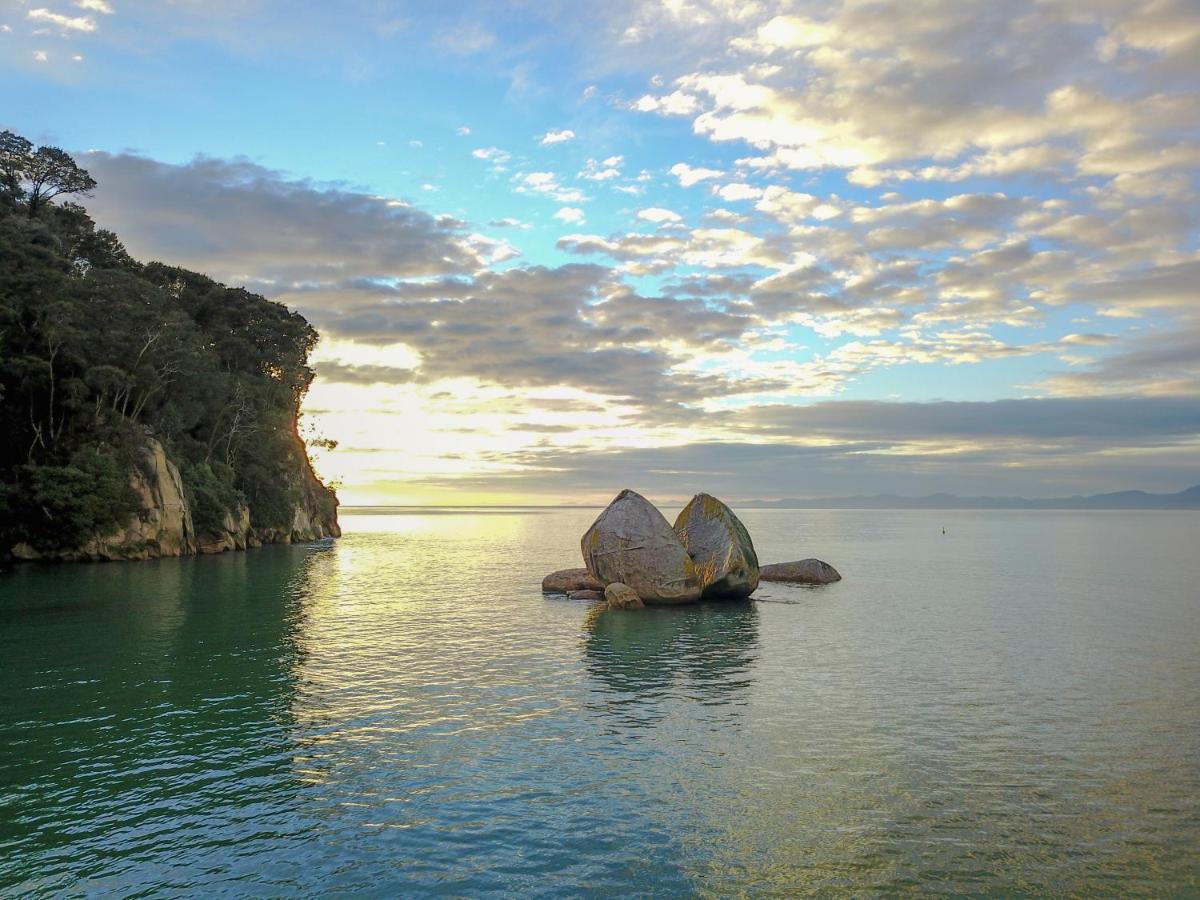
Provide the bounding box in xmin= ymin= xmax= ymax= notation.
xmin=11 ymin=435 xmax=339 ymax=563
xmin=248 ymin=430 xmax=342 ymax=549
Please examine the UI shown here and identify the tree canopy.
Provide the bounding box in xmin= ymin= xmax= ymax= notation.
xmin=0 ymin=130 xmax=335 ymax=555
xmin=0 ymin=131 xmax=97 ymax=216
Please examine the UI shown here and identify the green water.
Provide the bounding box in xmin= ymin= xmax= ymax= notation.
xmin=2 ymin=509 xmax=1198 ymax=896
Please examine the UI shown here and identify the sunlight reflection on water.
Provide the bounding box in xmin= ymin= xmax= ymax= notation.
xmin=1 ymin=508 xmax=1198 ymax=895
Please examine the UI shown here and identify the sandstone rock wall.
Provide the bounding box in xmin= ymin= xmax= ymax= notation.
xmin=12 ymin=434 xmax=338 ymax=564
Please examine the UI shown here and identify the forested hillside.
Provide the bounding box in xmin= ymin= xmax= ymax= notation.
xmin=0 ymin=130 xmax=338 ymax=561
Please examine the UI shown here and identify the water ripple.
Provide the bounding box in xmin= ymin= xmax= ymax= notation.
xmin=2 ymin=508 xmax=1199 ymax=896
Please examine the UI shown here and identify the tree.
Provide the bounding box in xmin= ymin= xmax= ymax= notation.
xmin=0 ymin=132 xmax=337 ymax=556
xmin=25 ymin=146 xmax=97 ymax=217
xmin=0 ymin=131 xmax=32 ymax=207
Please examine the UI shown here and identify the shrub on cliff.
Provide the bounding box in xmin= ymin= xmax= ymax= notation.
xmin=182 ymin=462 xmax=244 ymax=537
xmin=12 ymin=447 xmax=141 ymax=553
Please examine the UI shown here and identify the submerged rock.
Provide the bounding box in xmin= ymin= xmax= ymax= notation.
xmin=605 ymin=582 xmax=644 ymax=610
xmin=759 ymin=559 xmax=842 ymax=585
xmin=673 ymin=493 xmax=759 ymax=599
xmin=581 ymin=489 xmax=702 ymax=604
xmin=568 ymin=589 xmax=605 ymax=602
xmin=542 ymin=568 xmax=604 ymax=593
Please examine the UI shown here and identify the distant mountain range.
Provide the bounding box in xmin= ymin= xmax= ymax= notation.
xmin=738 ymin=485 xmax=1200 ymax=510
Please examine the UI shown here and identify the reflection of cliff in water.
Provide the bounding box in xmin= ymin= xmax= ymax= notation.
xmin=584 ymin=601 xmax=760 ymax=710
xmin=0 ymin=544 xmax=324 ymax=883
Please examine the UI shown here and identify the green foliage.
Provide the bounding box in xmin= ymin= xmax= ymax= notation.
xmin=183 ymin=462 xmax=243 ymax=536
xmin=0 ymin=131 xmax=33 ymax=207
xmin=0 ymin=132 xmax=97 ymax=216
xmin=15 ymin=446 xmax=141 ymax=553
xmin=0 ymin=129 xmax=336 ymax=555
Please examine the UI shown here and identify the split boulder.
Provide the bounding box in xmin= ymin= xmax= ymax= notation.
xmin=582 ymin=489 xmax=702 ymax=604
xmin=673 ymin=493 xmax=759 ymax=599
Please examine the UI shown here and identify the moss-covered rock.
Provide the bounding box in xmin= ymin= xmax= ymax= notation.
xmin=673 ymin=493 xmax=759 ymax=599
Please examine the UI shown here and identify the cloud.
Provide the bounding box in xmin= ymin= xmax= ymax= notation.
xmin=1039 ymin=325 xmax=1200 ymax=397
xmin=79 ymin=153 xmax=781 ymax=419
xmin=670 ymin=162 xmax=724 ymax=186
xmin=387 ymin=394 xmax=1200 ymax=500
xmin=80 ymin=152 xmax=482 ymax=284
xmin=630 ymin=0 xmax=1200 ymax=190
xmin=1063 ymin=260 xmax=1200 ymax=315
xmin=560 ymin=224 xmax=787 ymax=270
xmin=715 ymin=182 xmax=762 ymax=202
xmin=539 ymin=128 xmax=576 ymax=146
xmin=300 ymin=264 xmax=777 ymax=415
xmin=38 ymin=0 xmax=1198 ymax=500
xmin=27 ymin=7 xmax=96 ymax=32
xmin=754 ymin=186 xmax=840 ymax=221
xmin=516 ymin=170 xmax=585 ymax=202
xmin=472 ymin=146 xmax=509 ymax=163
xmin=741 ymin=396 xmax=1200 ymax=442
xmin=636 ymin=207 xmax=682 ymax=224
xmin=580 ymin=156 xmax=623 ymax=181
xmin=315 ymin=362 xmax=420 ymax=386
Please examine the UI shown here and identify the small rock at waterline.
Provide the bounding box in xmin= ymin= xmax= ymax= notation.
xmin=568 ymin=589 xmax=604 ymax=601
xmin=605 ymin=582 xmax=645 ymax=610
xmin=759 ymin=559 xmax=842 ymax=585
xmin=542 ymin=568 xmax=604 ymax=593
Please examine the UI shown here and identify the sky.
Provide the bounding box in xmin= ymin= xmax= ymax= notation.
xmin=3 ymin=0 xmax=1199 ymax=504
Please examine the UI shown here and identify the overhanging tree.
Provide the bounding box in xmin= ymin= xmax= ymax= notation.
xmin=25 ymin=146 xmax=97 ymax=217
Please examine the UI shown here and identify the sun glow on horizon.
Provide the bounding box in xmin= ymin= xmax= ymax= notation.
xmin=13 ymin=0 xmax=1195 ymax=502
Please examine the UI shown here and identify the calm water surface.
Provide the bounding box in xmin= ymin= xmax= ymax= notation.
xmin=2 ymin=508 xmax=1198 ymax=896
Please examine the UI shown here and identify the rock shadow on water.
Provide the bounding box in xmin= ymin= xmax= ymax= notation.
xmin=583 ymin=600 xmax=760 ymax=716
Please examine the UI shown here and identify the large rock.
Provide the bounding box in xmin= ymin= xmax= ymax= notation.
xmin=581 ymin=489 xmax=702 ymax=604
xmin=605 ymin=582 xmax=644 ymax=610
xmin=80 ymin=437 xmax=198 ymax=561
xmin=8 ymin=422 xmax=340 ymax=563
xmin=8 ymin=437 xmax=199 ymax=562
xmin=673 ymin=493 xmax=759 ymax=599
xmin=759 ymin=559 xmax=842 ymax=584
xmin=542 ymin=568 xmax=604 ymax=593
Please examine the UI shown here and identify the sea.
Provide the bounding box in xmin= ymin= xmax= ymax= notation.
xmin=1 ymin=507 xmax=1198 ymax=896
